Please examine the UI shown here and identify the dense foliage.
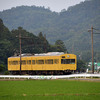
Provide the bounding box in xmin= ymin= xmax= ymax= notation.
xmin=0 ymin=0 xmax=100 ymax=62
xmin=0 ymin=19 xmax=66 ymax=72
xmin=77 ymin=60 xmax=87 ymax=72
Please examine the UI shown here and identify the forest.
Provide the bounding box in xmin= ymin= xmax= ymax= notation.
xmin=0 ymin=19 xmax=67 ymax=73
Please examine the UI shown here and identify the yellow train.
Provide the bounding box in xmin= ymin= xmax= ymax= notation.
xmin=8 ymin=52 xmax=77 ymax=75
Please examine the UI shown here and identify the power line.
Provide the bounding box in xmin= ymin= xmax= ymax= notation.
xmin=93 ymin=33 xmax=100 ymax=34
xmin=93 ymin=27 xmax=100 ymax=31
xmin=93 ymin=28 xmax=100 ymax=33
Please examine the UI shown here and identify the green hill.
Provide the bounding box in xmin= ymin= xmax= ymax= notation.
xmin=0 ymin=0 xmax=100 ymax=61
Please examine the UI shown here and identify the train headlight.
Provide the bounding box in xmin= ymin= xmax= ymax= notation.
xmin=67 ymin=55 xmax=70 ymax=58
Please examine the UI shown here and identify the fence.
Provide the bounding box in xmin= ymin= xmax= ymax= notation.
xmin=0 ymin=74 xmax=100 ymax=80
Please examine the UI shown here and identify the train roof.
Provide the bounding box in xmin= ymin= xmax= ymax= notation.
xmin=8 ymin=52 xmax=66 ymax=58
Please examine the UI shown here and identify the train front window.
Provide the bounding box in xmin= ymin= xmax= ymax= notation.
xmin=70 ymin=59 xmax=75 ymax=64
xmin=61 ymin=59 xmax=75 ymax=64
xmin=54 ymin=59 xmax=59 ymax=64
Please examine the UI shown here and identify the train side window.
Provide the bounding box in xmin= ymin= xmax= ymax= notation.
xmin=37 ymin=60 xmax=44 ymax=64
xmin=45 ymin=59 xmax=53 ymax=64
xmin=54 ymin=59 xmax=59 ymax=64
xmin=9 ymin=61 xmax=11 ymax=65
xmin=11 ymin=61 xmax=14 ymax=65
xmin=13 ymin=61 xmax=15 ymax=65
xmin=12 ymin=61 xmax=18 ymax=65
xmin=32 ymin=60 xmax=35 ymax=64
xmin=27 ymin=60 xmax=31 ymax=64
xmin=36 ymin=60 xmax=38 ymax=64
xmin=18 ymin=61 xmax=19 ymax=65
xmin=22 ymin=60 xmax=26 ymax=65
xmin=16 ymin=61 xmax=18 ymax=65
xmin=11 ymin=61 xmax=13 ymax=65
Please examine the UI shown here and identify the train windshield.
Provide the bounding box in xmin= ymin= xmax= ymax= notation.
xmin=61 ymin=59 xmax=75 ymax=64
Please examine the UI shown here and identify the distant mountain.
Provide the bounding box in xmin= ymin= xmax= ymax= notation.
xmin=0 ymin=0 xmax=100 ymax=61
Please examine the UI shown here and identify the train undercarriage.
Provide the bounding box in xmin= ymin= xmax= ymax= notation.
xmin=10 ymin=70 xmax=74 ymax=75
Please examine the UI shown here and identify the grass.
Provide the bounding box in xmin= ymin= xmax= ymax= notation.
xmin=0 ymin=79 xmax=100 ymax=100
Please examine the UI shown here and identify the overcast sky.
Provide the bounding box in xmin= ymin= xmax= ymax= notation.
xmin=0 ymin=0 xmax=85 ymax=12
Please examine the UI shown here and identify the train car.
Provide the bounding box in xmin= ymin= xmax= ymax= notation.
xmin=8 ymin=52 xmax=77 ymax=75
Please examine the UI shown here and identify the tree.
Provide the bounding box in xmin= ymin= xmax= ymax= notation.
xmin=0 ymin=64 xmax=6 ymax=72
xmin=38 ymin=32 xmax=50 ymax=53
xmin=55 ymin=40 xmax=67 ymax=52
xmin=77 ymin=60 xmax=87 ymax=72
xmin=38 ymin=32 xmax=44 ymax=40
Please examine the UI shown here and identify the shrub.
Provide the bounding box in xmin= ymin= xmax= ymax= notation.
xmin=4 ymin=71 xmax=10 ymax=75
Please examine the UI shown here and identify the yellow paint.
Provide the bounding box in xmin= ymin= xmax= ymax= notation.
xmin=8 ymin=54 xmax=77 ymax=71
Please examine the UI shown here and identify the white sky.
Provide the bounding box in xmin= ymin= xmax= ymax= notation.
xmin=0 ymin=0 xmax=85 ymax=12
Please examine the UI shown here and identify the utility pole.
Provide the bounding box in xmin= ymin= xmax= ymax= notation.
xmin=88 ymin=27 xmax=100 ymax=74
xmin=16 ymin=27 xmax=39 ymax=75
xmin=17 ymin=32 xmax=33 ymax=75
xmin=91 ymin=26 xmax=94 ymax=74
xmin=19 ymin=32 xmax=22 ymax=75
